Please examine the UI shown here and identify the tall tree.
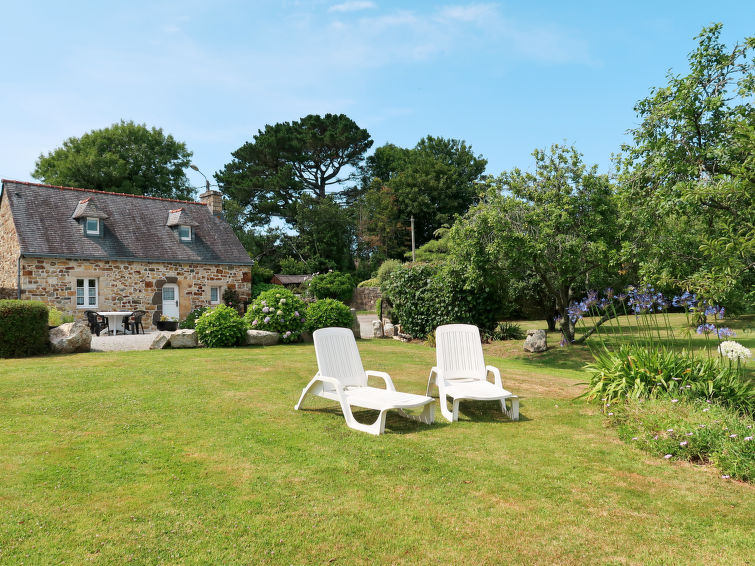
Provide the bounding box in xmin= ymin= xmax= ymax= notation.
xmin=216 ymin=113 xmax=372 ymax=226
xmin=33 ymin=121 xmax=194 ymax=200
xmin=447 ymin=144 xmax=620 ymax=343
xmin=358 ymin=136 xmax=487 ymax=251
xmin=619 ymin=24 xmax=755 ymax=308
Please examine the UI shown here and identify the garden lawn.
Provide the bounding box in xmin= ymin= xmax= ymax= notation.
xmin=1 ymin=340 xmax=753 ymax=565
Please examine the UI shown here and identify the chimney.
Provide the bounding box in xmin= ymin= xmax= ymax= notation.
xmin=199 ymin=190 xmax=223 ymax=217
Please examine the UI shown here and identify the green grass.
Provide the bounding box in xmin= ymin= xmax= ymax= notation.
xmin=1 ymin=336 xmax=754 ymax=564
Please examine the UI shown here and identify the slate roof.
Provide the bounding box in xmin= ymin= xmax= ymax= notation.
xmin=1 ymin=180 xmax=253 ymax=265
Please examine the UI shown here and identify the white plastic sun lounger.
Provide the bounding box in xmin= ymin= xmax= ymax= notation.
xmin=427 ymin=324 xmax=519 ymax=422
xmin=295 ymin=327 xmax=435 ymax=435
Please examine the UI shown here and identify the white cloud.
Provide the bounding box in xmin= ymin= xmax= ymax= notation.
xmin=328 ymin=1 xmax=376 ymax=13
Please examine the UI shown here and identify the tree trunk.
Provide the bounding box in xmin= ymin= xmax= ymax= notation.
xmin=546 ymin=313 xmax=557 ymax=332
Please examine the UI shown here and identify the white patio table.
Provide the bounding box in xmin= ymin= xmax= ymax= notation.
xmin=97 ymin=311 xmax=134 ymax=335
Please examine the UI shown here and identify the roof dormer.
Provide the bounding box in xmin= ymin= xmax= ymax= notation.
xmin=71 ymin=197 xmax=109 ymax=236
xmin=166 ymin=208 xmax=199 ymax=242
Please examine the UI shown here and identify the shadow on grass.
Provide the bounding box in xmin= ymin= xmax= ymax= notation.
xmin=297 ymin=406 xmax=449 ymax=434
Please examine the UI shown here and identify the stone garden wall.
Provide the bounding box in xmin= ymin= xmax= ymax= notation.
xmin=350 ymin=286 xmax=381 ymax=311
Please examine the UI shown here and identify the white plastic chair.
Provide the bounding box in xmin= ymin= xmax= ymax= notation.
xmin=427 ymin=324 xmax=519 ymax=422
xmin=295 ymin=327 xmax=435 ymax=435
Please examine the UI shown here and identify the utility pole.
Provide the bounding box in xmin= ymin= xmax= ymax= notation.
xmin=410 ymin=215 xmax=415 ymax=262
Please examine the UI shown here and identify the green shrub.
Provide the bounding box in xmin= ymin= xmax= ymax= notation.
xmin=381 ymin=263 xmax=498 ymax=339
xmin=245 ymin=288 xmax=306 ymax=343
xmin=48 ymin=307 xmax=74 ymax=327
xmin=305 ymin=299 xmax=353 ymax=333
xmin=357 ymin=278 xmax=379 ymax=288
xmin=608 ymin=398 xmax=755 ymax=482
xmin=583 ymin=344 xmax=755 ymax=416
xmin=252 ymin=265 xmax=274 ymax=284
xmin=194 ymin=305 xmax=247 ymax=348
xmin=180 ymin=306 xmax=208 ymax=329
xmin=0 ymin=300 xmax=50 ymax=358
xmin=376 ymin=259 xmax=402 ymax=284
xmin=484 ymin=321 xmax=525 ymax=341
xmin=252 ymin=282 xmax=280 ymax=298
xmin=308 ymin=271 xmax=355 ymax=303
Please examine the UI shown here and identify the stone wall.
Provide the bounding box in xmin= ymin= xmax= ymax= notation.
xmin=0 ymin=193 xmax=20 ymax=289
xmin=0 ymin=287 xmax=17 ymax=299
xmin=351 ymin=286 xmax=381 ymax=311
xmin=18 ymin=257 xmax=251 ymax=331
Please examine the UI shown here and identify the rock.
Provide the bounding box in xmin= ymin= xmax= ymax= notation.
xmin=350 ymin=308 xmax=361 ymax=339
xmin=300 ymin=331 xmax=313 ymax=343
xmin=384 ymin=322 xmax=395 ymax=338
xmin=149 ymin=332 xmax=171 ymax=350
xmin=169 ymin=329 xmax=197 ymax=348
xmin=49 ymin=322 xmax=91 ymax=353
xmin=372 ymin=320 xmax=383 ymax=338
xmin=245 ymin=329 xmax=280 ymax=346
xmin=523 ymin=329 xmax=547 ymax=352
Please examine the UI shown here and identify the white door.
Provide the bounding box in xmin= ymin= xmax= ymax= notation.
xmin=162 ymin=283 xmax=179 ymax=319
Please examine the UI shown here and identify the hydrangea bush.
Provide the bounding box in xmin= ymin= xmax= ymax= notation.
xmin=244 ymin=288 xmax=306 ymax=343
xmin=194 ymin=304 xmax=247 ymax=348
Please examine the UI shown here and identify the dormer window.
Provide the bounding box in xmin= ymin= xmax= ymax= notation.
xmin=86 ymin=217 xmax=100 ymax=235
xmin=166 ymin=207 xmax=198 ymax=242
xmin=72 ymin=197 xmax=108 ymax=235
xmin=178 ymin=225 xmax=192 ymax=241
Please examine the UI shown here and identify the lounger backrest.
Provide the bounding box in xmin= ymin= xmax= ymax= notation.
xmin=313 ymin=327 xmax=368 ymax=388
xmin=435 ymin=324 xmax=486 ymax=382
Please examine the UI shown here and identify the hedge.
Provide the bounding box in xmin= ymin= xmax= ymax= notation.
xmin=0 ymin=300 xmax=50 ymax=358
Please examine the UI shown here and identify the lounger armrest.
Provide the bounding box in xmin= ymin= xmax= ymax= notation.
xmin=486 ymin=365 xmax=502 ymax=387
xmin=365 ymin=370 xmax=396 ymax=391
xmin=317 ymin=375 xmax=347 ymax=395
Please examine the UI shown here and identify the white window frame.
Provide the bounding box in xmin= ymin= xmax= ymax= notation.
xmin=85 ymin=217 xmax=100 ymax=235
xmin=76 ymin=278 xmax=98 ymax=308
xmin=210 ymin=286 xmax=221 ymax=304
xmin=178 ymin=225 xmax=192 ymax=241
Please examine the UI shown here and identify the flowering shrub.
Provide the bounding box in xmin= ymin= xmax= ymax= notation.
xmin=194 ymin=304 xmax=247 ymax=348
xmin=305 ymin=299 xmax=353 ymax=333
xmin=608 ymin=398 xmax=754 ymax=482
xmin=244 ymin=288 xmax=306 ymax=343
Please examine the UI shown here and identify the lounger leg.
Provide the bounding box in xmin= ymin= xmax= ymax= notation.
xmin=344 ymin=409 xmax=388 ymax=436
xmin=452 ymin=399 xmax=460 ymax=422
xmin=500 ymin=396 xmax=519 ymax=421
xmin=294 ymin=376 xmax=323 ymax=410
xmin=398 ymin=403 xmax=435 ymax=425
xmin=425 ymin=369 xmax=438 ymax=396
xmin=436 ymin=390 xmax=456 ymax=422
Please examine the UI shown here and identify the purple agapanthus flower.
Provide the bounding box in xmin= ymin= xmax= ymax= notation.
xmin=697 ymin=323 xmax=716 ymax=335
xmin=716 ymin=327 xmax=735 ymax=338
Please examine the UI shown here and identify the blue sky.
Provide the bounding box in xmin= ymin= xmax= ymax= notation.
xmin=0 ymin=1 xmax=751 ymax=195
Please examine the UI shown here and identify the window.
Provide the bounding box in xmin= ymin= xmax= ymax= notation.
xmin=178 ymin=225 xmax=192 ymax=241
xmin=85 ymin=217 xmax=100 ymax=235
xmin=76 ymin=278 xmax=98 ymax=308
xmin=210 ymin=286 xmax=221 ymax=304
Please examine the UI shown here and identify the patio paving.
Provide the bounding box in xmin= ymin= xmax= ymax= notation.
xmin=90 ymin=332 xmax=156 ymax=352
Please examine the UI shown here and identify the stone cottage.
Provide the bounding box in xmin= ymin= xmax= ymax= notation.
xmin=0 ymin=179 xmax=253 ymax=330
